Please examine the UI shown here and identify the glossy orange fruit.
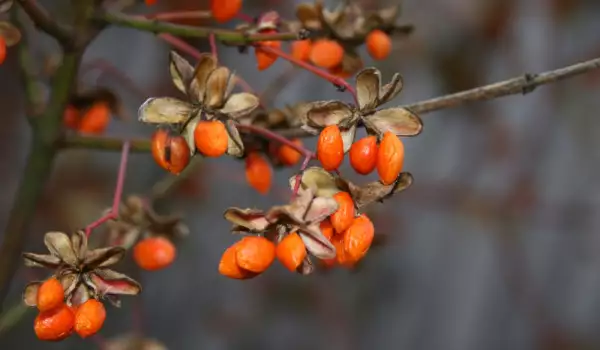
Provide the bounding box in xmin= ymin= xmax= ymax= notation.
xmin=34 ymin=304 xmax=75 ymax=341
xmin=309 ymin=39 xmax=344 ymax=69
xmin=37 ymin=278 xmax=64 ymax=312
xmin=349 ymin=136 xmax=378 ymax=175
xmin=255 ymin=29 xmax=281 ymax=71
xmin=277 ymin=138 xmax=303 ymax=166
xmin=235 ymin=236 xmax=276 ymax=273
xmin=74 ymin=299 xmax=106 ymax=338
xmin=320 ymin=219 xmax=335 ymax=240
xmin=0 ymin=37 xmax=6 ymax=65
xmin=376 ymin=131 xmax=404 ymax=185
xmin=332 ymin=234 xmax=354 ymax=268
xmin=151 ymin=129 xmax=191 ymax=175
xmin=219 ymin=243 xmax=256 ymax=279
xmin=133 ymin=236 xmax=176 ymax=271
xmin=343 ymin=214 xmax=375 ymax=263
xmin=330 ymin=192 xmax=355 ymax=234
xmin=63 ymin=105 xmax=80 ymax=129
xmin=276 ymin=232 xmax=307 ymax=272
xmin=317 ymin=125 xmax=344 ymax=171
xmin=291 ymin=40 xmax=312 ymax=62
xmin=194 ymin=120 xmax=229 ymax=157
xmin=245 ymin=152 xmax=273 ymax=194
xmin=211 ymin=0 xmax=243 ymax=23
xmin=366 ymin=30 xmax=392 ymax=60
xmin=78 ymin=103 xmax=110 ymax=135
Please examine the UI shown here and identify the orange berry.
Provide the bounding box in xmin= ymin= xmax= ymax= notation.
xmin=78 ymin=103 xmax=110 ymax=135
xmin=74 ymin=299 xmax=106 ymax=338
xmin=151 ymin=129 xmax=191 ymax=175
xmin=349 ymin=136 xmax=378 ymax=175
xmin=133 ymin=236 xmax=176 ymax=271
xmin=309 ymin=39 xmax=344 ymax=69
xmin=63 ymin=105 xmax=80 ymax=130
xmin=329 ymin=65 xmax=353 ymax=79
xmin=291 ymin=40 xmax=312 ymax=62
xmin=211 ymin=0 xmax=242 ymax=23
xmin=235 ymin=236 xmax=276 ymax=273
xmin=366 ymin=30 xmax=392 ymax=61
xmin=343 ymin=214 xmax=375 ymax=263
xmin=376 ymin=131 xmax=405 ymax=185
xmin=317 ymin=125 xmax=344 ymax=171
xmin=330 ymin=192 xmax=355 ymax=234
xmin=219 ymin=243 xmax=256 ymax=279
xmin=34 ymin=304 xmax=75 ymax=341
xmin=276 ymin=232 xmax=307 ymax=272
xmin=0 ymin=37 xmax=5 ymax=65
xmin=145 ymin=0 xmax=157 ymax=5
xmin=332 ymin=234 xmax=354 ymax=268
xmin=277 ymin=138 xmax=303 ymax=166
xmin=194 ymin=120 xmax=229 ymax=157
xmin=255 ymin=30 xmax=281 ymax=71
xmin=245 ymin=152 xmax=273 ymax=195
xmin=37 ymin=278 xmax=64 ymax=312
xmin=320 ymin=219 xmax=334 ymax=240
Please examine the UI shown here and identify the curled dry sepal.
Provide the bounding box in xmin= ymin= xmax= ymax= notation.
xmin=22 ymin=231 xmax=141 ymax=308
xmin=299 ymin=67 xmax=423 ymax=152
xmin=290 ymin=167 xmax=413 ymax=209
xmin=105 ymin=195 xmax=189 ymax=249
xmin=224 ymin=187 xmax=339 ymax=275
xmin=138 ymin=51 xmax=260 ymax=158
xmin=0 ymin=0 xmax=12 ymax=13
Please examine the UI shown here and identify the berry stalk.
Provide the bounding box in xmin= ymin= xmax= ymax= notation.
xmin=236 ymin=124 xmax=314 ymax=158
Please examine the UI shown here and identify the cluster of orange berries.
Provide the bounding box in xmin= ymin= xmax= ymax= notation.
xmin=132 ymin=236 xmax=177 ymax=271
xmin=63 ymin=102 xmax=111 ymax=135
xmin=291 ymin=29 xmax=391 ymax=77
xmin=218 ymin=191 xmax=375 ymax=279
xmin=33 ymin=278 xmax=106 ymax=341
xmin=318 ymin=126 xmax=404 ymax=185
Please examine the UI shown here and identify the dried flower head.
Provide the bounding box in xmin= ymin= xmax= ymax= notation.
xmin=138 ymin=51 xmax=260 ymax=157
xmin=0 ymin=0 xmax=13 ymax=14
xmin=300 ymin=67 xmax=423 ymax=152
xmin=224 ymin=186 xmax=339 ymax=274
xmin=0 ymin=20 xmax=21 ymax=46
xmin=105 ymin=195 xmax=189 ymax=249
xmin=23 ymin=231 xmax=141 ymax=308
xmin=290 ymin=167 xmax=413 ymax=209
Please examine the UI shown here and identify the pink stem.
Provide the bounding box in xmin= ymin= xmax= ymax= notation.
xmin=292 ymin=155 xmax=313 ymax=197
xmin=258 ymin=46 xmax=358 ymax=104
xmin=236 ymin=124 xmax=314 ymax=158
xmin=209 ymin=32 xmax=218 ymax=61
xmin=85 ymin=141 xmax=130 ymax=237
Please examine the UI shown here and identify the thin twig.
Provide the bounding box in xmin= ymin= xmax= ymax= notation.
xmin=98 ymin=12 xmax=300 ymax=44
xmin=17 ymin=0 xmax=73 ymax=47
xmin=145 ymin=10 xmax=212 ymax=21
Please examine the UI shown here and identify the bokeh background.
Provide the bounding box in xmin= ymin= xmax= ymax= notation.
xmin=2 ymin=0 xmax=600 ymax=349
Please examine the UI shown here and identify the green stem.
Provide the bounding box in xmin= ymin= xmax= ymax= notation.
xmin=98 ymin=12 xmax=300 ymax=43
xmin=62 ymin=135 xmax=151 ymax=152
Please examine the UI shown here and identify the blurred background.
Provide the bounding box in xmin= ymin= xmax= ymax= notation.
xmin=2 ymin=0 xmax=600 ymax=349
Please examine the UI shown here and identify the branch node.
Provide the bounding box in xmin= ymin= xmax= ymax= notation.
xmin=521 ymin=73 xmax=538 ymax=95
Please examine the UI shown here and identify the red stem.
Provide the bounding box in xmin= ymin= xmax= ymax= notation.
xmin=85 ymin=141 xmax=130 ymax=237
xmin=292 ymin=155 xmax=313 ymax=197
xmin=209 ymin=32 xmax=218 ymax=62
xmin=258 ymin=46 xmax=358 ymax=104
xmin=235 ymin=124 xmax=314 ymax=158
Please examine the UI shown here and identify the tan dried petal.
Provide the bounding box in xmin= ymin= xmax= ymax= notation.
xmin=70 ymin=230 xmax=87 ymax=259
xmin=0 ymin=1 xmax=13 ymax=14
xmin=304 ymin=101 xmax=353 ymax=128
xmin=0 ymin=21 xmax=21 ymax=47
xmin=367 ymin=107 xmax=423 ymax=136
xmin=223 ymin=208 xmax=270 ymax=232
xmin=182 ymin=114 xmax=201 ymax=156
xmin=379 ymin=73 xmax=404 ymax=105
xmin=299 ymin=225 xmax=336 ymax=259
xmin=340 ymin=125 xmax=357 ymax=153
xmin=59 ymin=273 xmax=78 ymax=295
xmin=296 ymin=257 xmax=315 ymax=275
xmin=221 ymin=92 xmax=260 ymax=119
xmin=304 ymin=197 xmax=339 ymax=223
xmin=356 ymin=68 xmax=381 ymax=111
xmin=91 ymin=269 xmax=141 ymax=296
xmin=23 ymin=282 xmax=40 ymax=307
xmin=44 ymin=231 xmax=77 ymax=265
xmin=224 ymin=119 xmax=245 ymax=158
xmin=203 ymin=67 xmax=233 ymax=109
xmin=289 ymin=167 xmax=339 ymax=197
xmin=295 ymin=3 xmax=321 ymax=29
xmin=69 ymin=283 xmax=90 ymax=306
xmin=169 ymin=51 xmax=195 ymax=95
xmin=23 ymin=252 xmax=61 ymax=268
xmin=190 ymin=54 xmax=218 ymax=102
xmin=137 ymin=97 xmax=192 ymax=124
xmin=346 ymin=172 xmax=413 ymax=209
xmin=378 ymin=5 xmax=400 ymax=25
xmin=84 ymin=247 xmax=126 ymax=269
